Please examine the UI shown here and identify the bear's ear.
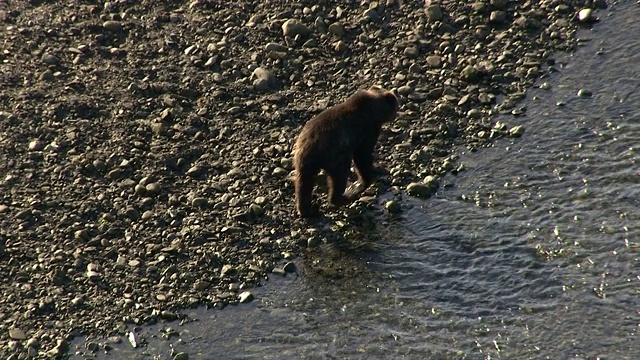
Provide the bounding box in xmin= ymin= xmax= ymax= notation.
xmin=383 ymin=91 xmax=399 ymax=110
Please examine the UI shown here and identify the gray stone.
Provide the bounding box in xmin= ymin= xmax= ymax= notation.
xmin=385 ymin=200 xmax=401 ymax=214
xmin=239 ymin=291 xmax=254 ymax=303
xmin=577 ymin=9 xmax=593 ymax=23
xmin=362 ymin=9 xmax=380 ymax=22
xmin=489 ymin=11 xmax=507 ymax=23
xmin=173 ymin=352 xmax=189 ymax=360
xmin=426 ymin=5 xmax=443 ymax=22
xmin=328 ymin=22 xmax=345 ymax=38
xmin=252 ymin=67 xmax=277 ymax=91
xmin=282 ymin=19 xmax=311 ymax=38
xmin=42 ymin=53 xmax=60 ymax=65
xmin=103 ymin=20 xmax=123 ymax=32
xmin=9 ymin=328 xmax=27 ymax=341
xmin=265 ymin=42 xmax=288 ymax=52
xmin=509 ymin=125 xmax=525 ymax=137
xmin=577 ymin=89 xmax=593 ymax=97
xmin=407 ymin=176 xmax=439 ymax=198
xmin=426 ymin=55 xmax=442 ymax=68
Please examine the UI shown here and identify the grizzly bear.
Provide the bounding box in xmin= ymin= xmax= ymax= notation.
xmin=293 ymin=85 xmax=399 ymax=218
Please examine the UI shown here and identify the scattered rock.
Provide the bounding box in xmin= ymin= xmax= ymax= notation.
xmin=385 ymin=200 xmax=401 ymax=214
xmin=509 ymin=125 xmax=525 ymax=137
xmin=239 ymin=291 xmax=254 ymax=303
xmin=328 ymin=22 xmax=345 ymax=37
xmin=42 ymin=53 xmax=60 ymax=65
xmin=252 ymin=67 xmax=277 ymax=91
xmin=425 ymin=5 xmax=443 ymax=22
xmin=281 ymin=19 xmax=310 ymax=38
xmin=577 ymin=89 xmax=593 ymax=97
xmin=407 ymin=176 xmax=439 ymax=198
xmin=103 ymin=20 xmax=123 ymax=32
xmin=9 ymin=328 xmax=27 ymax=340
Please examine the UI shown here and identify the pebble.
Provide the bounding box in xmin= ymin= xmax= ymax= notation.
xmin=191 ymin=197 xmax=208 ymax=208
xmin=577 ymin=89 xmax=593 ymax=97
xmin=128 ymin=331 xmax=140 ymax=348
xmin=9 ymin=328 xmax=27 ymax=340
xmin=577 ymin=9 xmax=593 ymax=23
xmin=334 ymin=40 xmax=348 ymax=53
xmin=252 ymin=67 xmax=277 ymax=91
xmin=362 ymin=9 xmax=380 ymax=22
xmin=28 ymin=139 xmax=43 ymax=151
xmin=385 ymin=200 xmax=401 ymax=214
xmin=281 ymin=19 xmax=311 ymax=38
xmin=264 ymin=42 xmax=288 ymax=52
xmin=426 ymin=55 xmax=442 ymax=68
xmin=42 ymin=53 xmax=60 ymax=65
xmin=509 ymin=125 xmax=525 ymax=137
xmin=39 ymin=70 xmax=55 ymax=82
xmin=283 ymin=261 xmax=297 ymax=273
xmin=103 ymin=20 xmax=123 ymax=32
xmin=425 ymin=5 xmax=443 ymax=22
xmin=145 ymin=182 xmax=161 ymax=196
xmin=404 ymin=46 xmax=419 ymax=58
xmin=407 ymin=175 xmax=439 ymax=198
xmin=489 ymin=11 xmax=507 ymax=24
xmin=249 ymin=203 xmax=265 ymax=217
xmin=328 ymin=22 xmax=345 ymax=37
xmin=239 ymin=291 xmax=254 ymax=303
xmin=173 ymin=352 xmax=189 ymax=360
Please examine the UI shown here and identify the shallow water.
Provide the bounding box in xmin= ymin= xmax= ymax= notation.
xmin=74 ymin=2 xmax=640 ymax=359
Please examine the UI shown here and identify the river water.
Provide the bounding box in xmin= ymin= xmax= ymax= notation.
xmin=74 ymin=2 xmax=640 ymax=359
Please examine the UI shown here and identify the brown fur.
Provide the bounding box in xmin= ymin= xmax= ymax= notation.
xmin=293 ymin=86 xmax=399 ymax=217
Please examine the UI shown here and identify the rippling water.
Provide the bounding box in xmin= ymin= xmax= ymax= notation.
xmin=75 ymin=2 xmax=640 ymax=359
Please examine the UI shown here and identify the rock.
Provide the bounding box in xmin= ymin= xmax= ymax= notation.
xmin=328 ymin=22 xmax=345 ymax=37
xmin=509 ymin=125 xmax=525 ymax=137
xmin=281 ymin=19 xmax=310 ymax=38
xmin=173 ymin=352 xmax=189 ymax=360
xmin=460 ymin=65 xmax=479 ymax=83
xmin=425 ymin=5 xmax=443 ymax=22
xmin=265 ymin=42 xmax=288 ymax=52
xmin=39 ymin=70 xmax=54 ymax=82
xmin=103 ymin=20 xmax=123 ymax=32
xmin=28 ymin=139 xmax=43 ymax=151
xmin=362 ymin=9 xmax=380 ymax=22
xmin=407 ymin=176 xmax=439 ymax=198
xmin=252 ymin=67 xmax=277 ymax=91
xmin=314 ymin=16 xmax=327 ymax=33
xmin=489 ymin=11 xmax=507 ymax=23
xmin=128 ymin=331 xmax=140 ymax=348
xmin=404 ymin=46 xmax=419 ymax=58
xmin=577 ymin=9 xmax=593 ymax=23
xmin=303 ymin=235 xmax=319 ymax=247
xmin=385 ymin=200 xmax=401 ymax=214
xmin=577 ymin=89 xmax=593 ymax=97
xmin=283 ymin=261 xmax=297 ymax=273
xmin=239 ymin=291 xmax=254 ymax=303
xmin=9 ymin=328 xmax=27 ymax=340
xmin=490 ymin=0 xmax=509 ymax=9
xmin=426 ymin=55 xmax=442 ymax=68
xmin=42 ymin=53 xmax=60 ymax=65
xmin=334 ymin=40 xmax=348 ymax=53
xmin=145 ymin=182 xmax=161 ymax=196
xmin=249 ymin=203 xmax=265 ymax=217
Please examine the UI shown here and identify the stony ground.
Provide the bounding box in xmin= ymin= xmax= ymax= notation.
xmin=0 ymin=0 xmax=605 ymax=358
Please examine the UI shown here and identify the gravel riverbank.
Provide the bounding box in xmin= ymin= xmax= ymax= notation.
xmin=0 ymin=0 xmax=605 ymax=357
